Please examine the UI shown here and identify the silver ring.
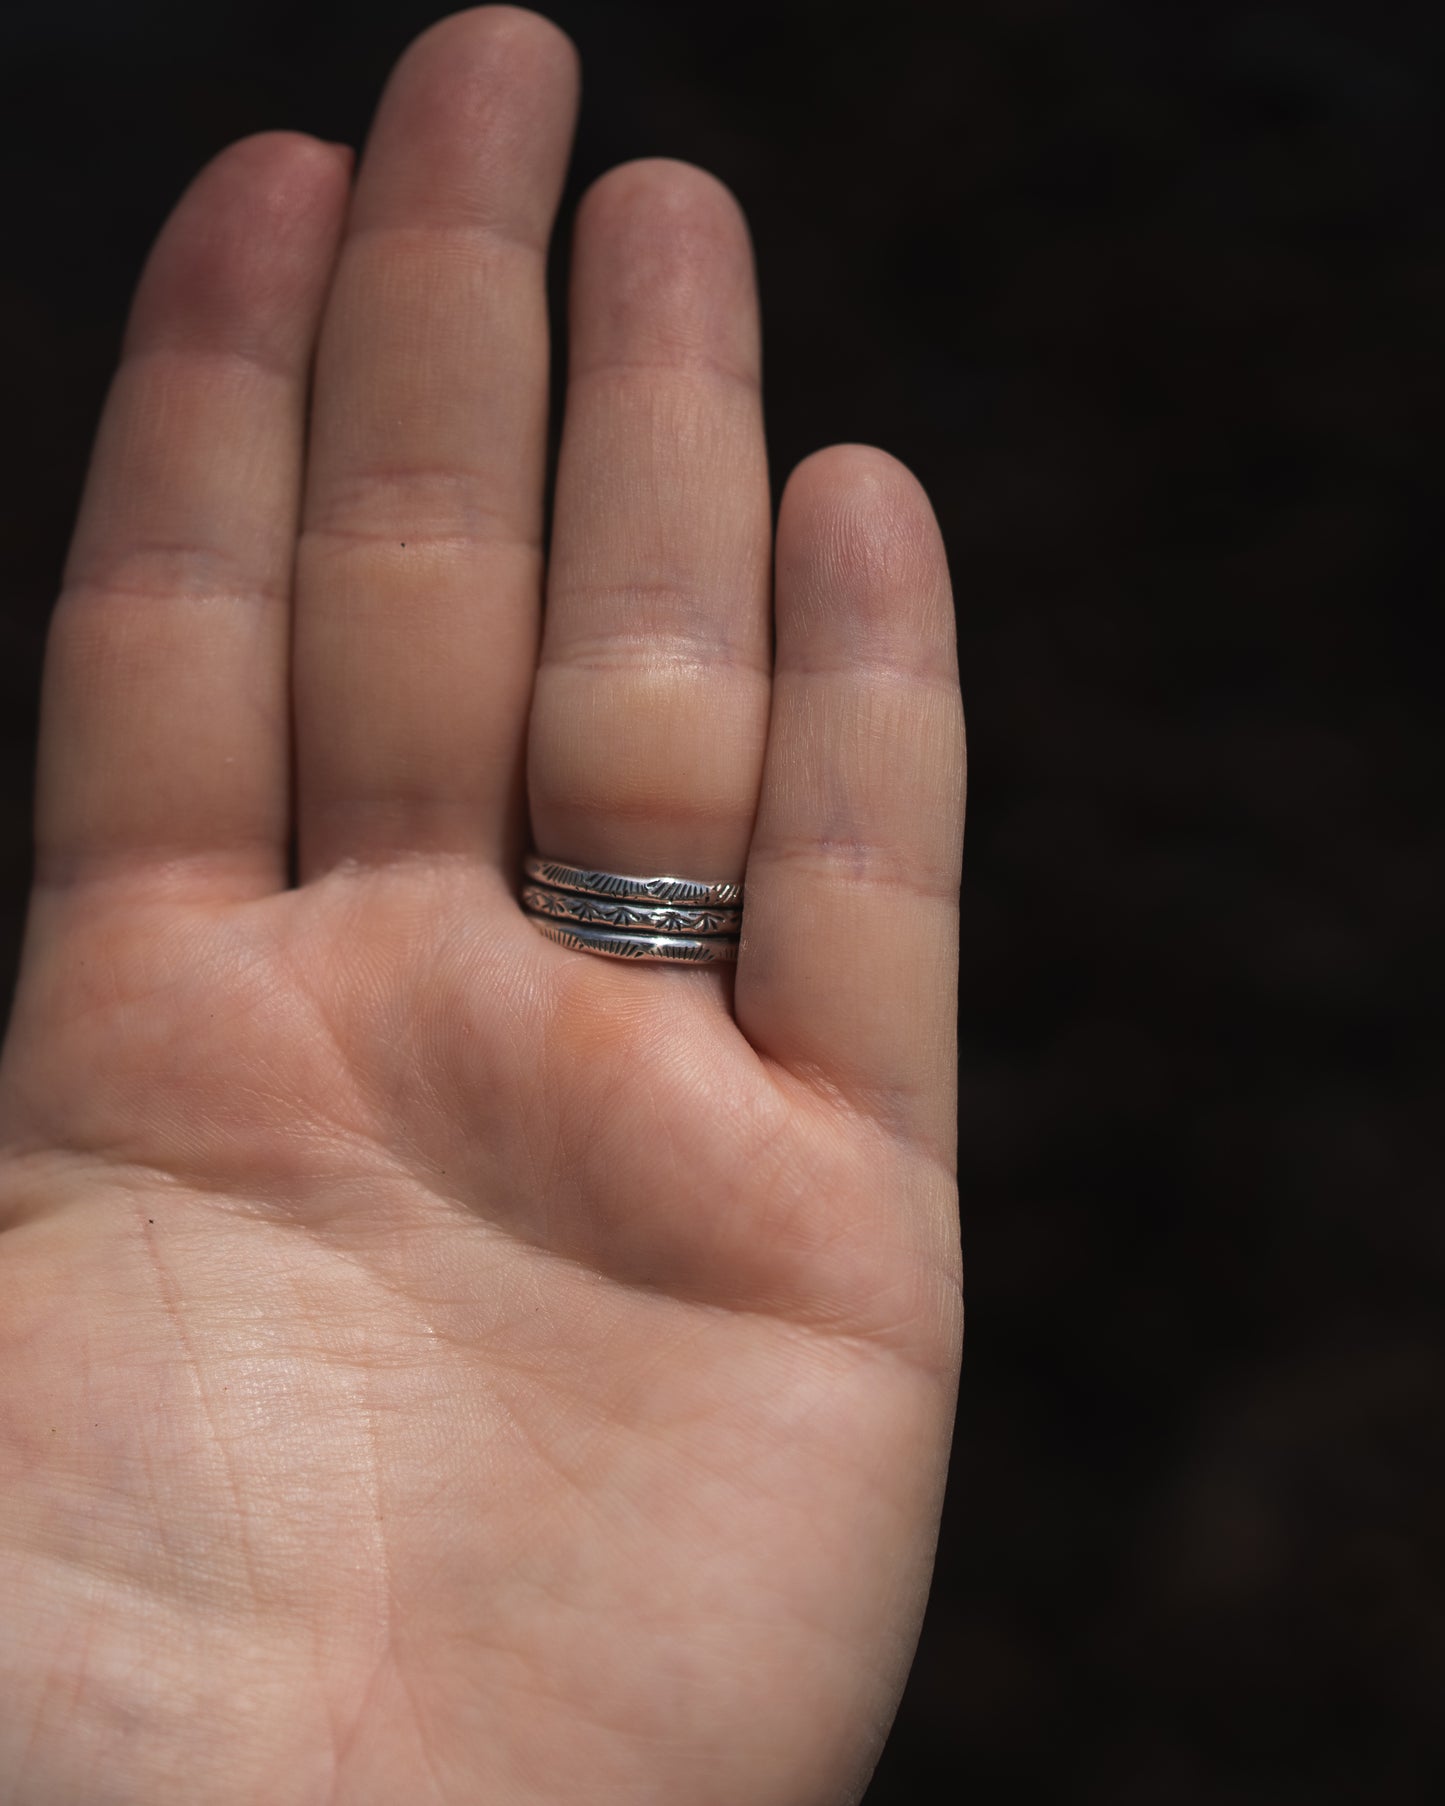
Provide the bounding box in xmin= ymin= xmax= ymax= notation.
xmin=521 ymin=883 xmax=740 ymax=937
xmin=527 ymin=916 xmax=739 ymax=964
xmin=522 ymin=853 xmax=742 ymax=908
xmin=521 ymin=848 xmax=743 ymax=965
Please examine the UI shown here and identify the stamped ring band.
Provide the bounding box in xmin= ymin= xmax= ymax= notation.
xmin=527 ymin=919 xmax=739 ymax=964
xmin=520 ymin=884 xmax=740 ymax=936
xmin=522 ymin=853 xmax=742 ymax=908
xmin=521 ymin=850 xmax=743 ymax=965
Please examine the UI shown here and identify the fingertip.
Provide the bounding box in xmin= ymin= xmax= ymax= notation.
xmin=775 ymin=444 xmax=956 ymax=668
xmin=780 ymin=443 xmax=941 ymax=541
xmin=399 ymin=5 xmax=582 ymax=104
xmin=204 ymin=130 xmax=352 ymax=189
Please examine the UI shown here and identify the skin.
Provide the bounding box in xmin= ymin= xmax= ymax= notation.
xmin=0 ymin=8 xmax=965 ymax=1804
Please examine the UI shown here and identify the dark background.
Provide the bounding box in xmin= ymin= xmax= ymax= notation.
xmin=1 ymin=1 xmax=1440 ymax=1799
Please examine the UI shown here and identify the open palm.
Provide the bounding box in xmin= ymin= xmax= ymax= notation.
xmin=0 ymin=10 xmax=965 ymax=1804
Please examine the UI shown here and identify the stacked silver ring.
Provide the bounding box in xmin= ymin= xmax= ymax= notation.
xmin=521 ymin=852 xmax=742 ymax=964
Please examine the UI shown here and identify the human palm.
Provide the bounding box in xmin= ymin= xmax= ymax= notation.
xmin=0 ymin=10 xmax=965 ymax=1805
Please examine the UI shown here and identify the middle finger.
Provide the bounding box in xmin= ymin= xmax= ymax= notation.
xmin=294 ymin=7 xmax=580 ymax=880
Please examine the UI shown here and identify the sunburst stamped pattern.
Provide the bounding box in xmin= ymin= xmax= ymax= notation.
xmin=522 ymin=853 xmax=743 ymax=908
xmin=521 ymin=883 xmax=740 ymax=937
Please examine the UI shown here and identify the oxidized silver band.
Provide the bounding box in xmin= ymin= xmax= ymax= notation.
xmin=527 ymin=917 xmax=739 ymax=964
xmin=523 ymin=853 xmax=742 ymax=908
xmin=521 ymin=883 xmax=740 ymax=937
xmin=521 ymin=848 xmax=743 ymax=965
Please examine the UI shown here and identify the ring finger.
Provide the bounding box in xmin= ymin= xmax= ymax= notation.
xmin=525 ymin=158 xmax=772 ymax=906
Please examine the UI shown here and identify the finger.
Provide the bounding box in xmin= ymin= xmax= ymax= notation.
xmin=735 ymin=446 xmax=966 ymax=1168
xmin=526 ymin=158 xmax=772 ymax=889
xmin=293 ymin=6 xmax=580 ymax=880
xmin=33 ymin=132 xmax=351 ymax=901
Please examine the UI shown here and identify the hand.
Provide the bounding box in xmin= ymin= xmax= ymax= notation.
xmin=0 ymin=8 xmax=965 ymax=1803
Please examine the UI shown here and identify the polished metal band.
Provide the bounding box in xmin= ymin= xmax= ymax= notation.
xmin=522 ymin=849 xmax=743 ymax=965
xmin=527 ymin=916 xmax=739 ymax=964
xmin=523 ymin=853 xmax=742 ymax=908
xmin=521 ymin=884 xmax=740 ymax=936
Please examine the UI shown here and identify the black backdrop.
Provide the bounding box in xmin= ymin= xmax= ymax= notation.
xmin=1 ymin=2 xmax=1439 ymax=1799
